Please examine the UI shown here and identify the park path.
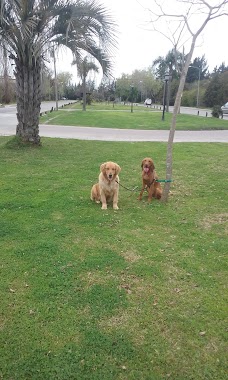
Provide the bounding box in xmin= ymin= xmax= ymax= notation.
xmin=37 ymin=124 xmax=228 ymax=143
xmin=0 ymin=101 xmax=227 ymax=142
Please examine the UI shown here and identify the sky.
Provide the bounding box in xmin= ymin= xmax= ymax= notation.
xmin=56 ymin=0 xmax=228 ymax=83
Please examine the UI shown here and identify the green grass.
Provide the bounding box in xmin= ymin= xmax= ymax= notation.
xmin=40 ymin=102 xmax=228 ymax=130
xmin=0 ymin=136 xmax=227 ymax=380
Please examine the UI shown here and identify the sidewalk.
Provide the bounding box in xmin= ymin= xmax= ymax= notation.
xmin=38 ymin=125 xmax=228 ymax=143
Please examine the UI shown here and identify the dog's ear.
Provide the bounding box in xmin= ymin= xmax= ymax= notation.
xmin=141 ymin=159 xmax=145 ymax=169
xmin=115 ymin=163 xmax=121 ymax=174
xmin=150 ymin=161 xmax=155 ymax=171
xmin=100 ymin=163 xmax=106 ymax=172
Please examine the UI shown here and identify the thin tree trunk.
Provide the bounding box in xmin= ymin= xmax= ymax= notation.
xmin=166 ymin=78 xmax=171 ymax=112
xmin=15 ymin=56 xmax=42 ymax=144
xmin=82 ymin=76 xmax=86 ymax=111
xmin=3 ymin=46 xmax=10 ymax=104
xmin=161 ymin=39 xmax=196 ymax=202
xmin=53 ymin=47 xmax=59 ymax=111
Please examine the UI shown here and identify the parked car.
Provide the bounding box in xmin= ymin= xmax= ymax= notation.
xmin=221 ymin=102 xmax=228 ymax=114
xmin=144 ymin=98 xmax=152 ymax=106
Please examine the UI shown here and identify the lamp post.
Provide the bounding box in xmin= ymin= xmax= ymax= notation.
xmin=162 ymin=72 xmax=170 ymax=121
xmin=139 ymin=80 xmax=143 ymax=103
xmin=130 ymin=84 xmax=134 ymax=113
xmin=189 ymin=65 xmax=200 ymax=109
xmin=112 ymin=77 xmax=116 ymax=108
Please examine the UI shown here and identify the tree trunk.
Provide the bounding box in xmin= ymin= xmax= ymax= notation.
xmin=82 ymin=76 xmax=86 ymax=111
xmin=161 ymin=39 xmax=196 ymax=202
xmin=166 ymin=78 xmax=171 ymax=112
xmin=2 ymin=46 xmax=11 ymax=104
xmin=15 ymin=56 xmax=42 ymax=145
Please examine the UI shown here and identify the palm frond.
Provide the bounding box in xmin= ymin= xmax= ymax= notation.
xmin=0 ymin=0 xmax=117 ymax=74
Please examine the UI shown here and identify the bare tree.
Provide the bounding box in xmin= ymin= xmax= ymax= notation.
xmin=146 ymin=0 xmax=228 ymax=201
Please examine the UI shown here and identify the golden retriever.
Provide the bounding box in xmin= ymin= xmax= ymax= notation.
xmin=138 ymin=157 xmax=162 ymax=202
xmin=91 ymin=161 xmax=121 ymax=210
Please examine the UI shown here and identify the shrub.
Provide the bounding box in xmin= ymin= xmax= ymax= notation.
xmin=211 ymin=105 xmax=223 ymax=118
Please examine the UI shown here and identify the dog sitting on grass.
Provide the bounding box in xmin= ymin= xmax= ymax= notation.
xmin=91 ymin=161 xmax=121 ymax=210
xmin=138 ymin=157 xmax=162 ymax=202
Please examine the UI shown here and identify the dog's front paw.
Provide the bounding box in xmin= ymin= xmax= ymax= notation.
xmin=101 ymin=204 xmax=107 ymax=210
xmin=113 ymin=205 xmax=119 ymax=210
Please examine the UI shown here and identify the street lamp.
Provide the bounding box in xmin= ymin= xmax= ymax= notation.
xmin=112 ymin=77 xmax=116 ymax=108
xmin=189 ymin=65 xmax=200 ymax=109
xmin=162 ymin=72 xmax=170 ymax=121
xmin=139 ymin=80 xmax=143 ymax=103
xmin=130 ymin=84 xmax=134 ymax=113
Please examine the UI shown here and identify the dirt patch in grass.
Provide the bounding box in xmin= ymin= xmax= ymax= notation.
xmin=201 ymin=213 xmax=228 ymax=230
xmin=120 ymin=250 xmax=141 ymax=263
xmin=99 ymin=310 xmax=146 ymax=346
xmin=51 ymin=211 xmax=65 ymax=221
xmin=82 ymin=270 xmax=109 ymax=288
xmin=80 ymin=270 xmax=146 ymax=291
xmin=99 ymin=312 xmax=130 ymax=328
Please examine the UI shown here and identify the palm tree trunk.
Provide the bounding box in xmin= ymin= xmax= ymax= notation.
xmin=15 ymin=56 xmax=42 ymax=144
xmin=82 ymin=76 xmax=86 ymax=111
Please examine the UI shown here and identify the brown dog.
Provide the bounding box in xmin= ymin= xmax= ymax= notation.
xmin=91 ymin=161 xmax=121 ymax=210
xmin=138 ymin=157 xmax=162 ymax=202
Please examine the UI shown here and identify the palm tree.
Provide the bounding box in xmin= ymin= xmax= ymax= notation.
xmin=153 ymin=49 xmax=184 ymax=80
xmin=153 ymin=49 xmax=185 ymax=112
xmin=0 ymin=0 xmax=116 ymax=144
xmin=72 ymin=56 xmax=99 ymax=111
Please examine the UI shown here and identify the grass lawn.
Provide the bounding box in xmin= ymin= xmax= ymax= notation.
xmin=0 ymin=136 xmax=227 ymax=380
xmin=40 ymin=102 xmax=228 ymax=131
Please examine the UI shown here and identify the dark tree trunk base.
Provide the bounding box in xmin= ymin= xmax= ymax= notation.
xmin=16 ymin=126 xmax=41 ymax=145
xmin=16 ymin=125 xmax=41 ymax=145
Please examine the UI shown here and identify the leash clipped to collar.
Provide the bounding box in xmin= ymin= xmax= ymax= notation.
xmin=115 ymin=179 xmax=173 ymax=192
xmin=156 ymin=179 xmax=173 ymax=183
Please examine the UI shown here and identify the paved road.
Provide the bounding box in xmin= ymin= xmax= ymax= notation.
xmin=151 ymin=104 xmax=212 ymax=118
xmin=0 ymin=102 xmax=227 ymax=142
xmin=0 ymin=100 xmax=70 ymax=128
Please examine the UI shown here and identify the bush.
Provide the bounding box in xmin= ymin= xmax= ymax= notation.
xmin=211 ymin=105 xmax=223 ymax=118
